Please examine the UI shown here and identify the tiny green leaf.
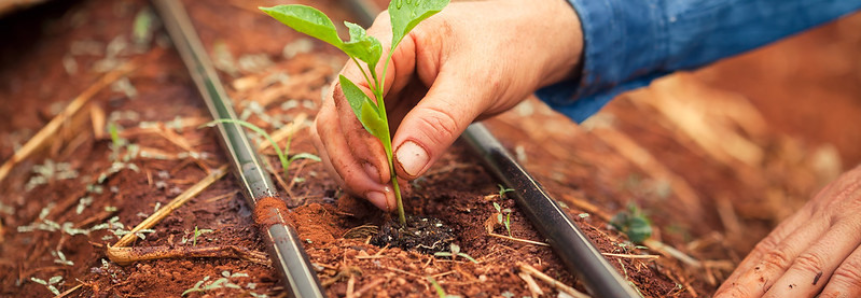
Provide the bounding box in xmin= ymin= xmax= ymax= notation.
xmin=259 ymin=5 xmax=344 ymax=49
xmin=388 ymin=0 xmax=450 ymax=50
xmin=343 ymin=22 xmax=382 ymax=72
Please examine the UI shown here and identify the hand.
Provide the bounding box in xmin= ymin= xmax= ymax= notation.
xmin=715 ymin=166 xmax=861 ymax=297
xmin=311 ymin=0 xmax=583 ymax=210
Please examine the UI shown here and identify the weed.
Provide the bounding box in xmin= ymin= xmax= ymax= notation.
xmin=260 ymin=0 xmax=450 ymax=225
xmin=201 ymin=119 xmax=320 ymax=179
xmin=30 ymin=275 xmax=63 ymax=295
xmin=433 ymin=243 xmax=478 ymax=263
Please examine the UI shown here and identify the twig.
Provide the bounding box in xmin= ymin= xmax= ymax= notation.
xmin=0 ymin=54 xmax=149 ymax=184
xmin=106 ymin=244 xmax=269 ymax=266
xmin=346 ymin=273 xmax=356 ymax=298
xmin=518 ymin=271 xmax=545 ymax=297
xmin=488 ymin=232 xmax=549 ymax=247
xmin=643 ymin=238 xmax=701 ymax=268
xmin=52 ymin=283 xmax=83 ymax=298
xmin=518 ymin=263 xmax=590 ymax=298
xmin=112 ymin=165 xmax=228 ymax=248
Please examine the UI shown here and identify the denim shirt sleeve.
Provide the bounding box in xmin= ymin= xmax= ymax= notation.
xmin=536 ymin=0 xmax=861 ymax=123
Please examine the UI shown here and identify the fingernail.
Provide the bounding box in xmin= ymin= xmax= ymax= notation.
xmin=365 ymin=191 xmax=388 ymax=210
xmin=396 ymin=141 xmax=428 ymax=176
xmin=363 ymin=162 xmax=381 ymax=183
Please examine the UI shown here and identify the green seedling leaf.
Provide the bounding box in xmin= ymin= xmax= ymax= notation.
xmin=343 ymin=22 xmax=382 ymax=73
xmin=610 ymin=205 xmax=653 ymax=243
xmin=339 ymin=75 xmax=386 ymax=139
xmin=259 ymin=5 xmax=344 ymax=49
xmin=388 ymin=0 xmax=450 ymax=50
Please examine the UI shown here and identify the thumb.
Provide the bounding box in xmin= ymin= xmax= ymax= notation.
xmin=391 ymin=72 xmax=490 ymax=180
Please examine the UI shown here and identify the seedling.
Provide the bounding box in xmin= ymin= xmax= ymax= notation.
xmin=433 ymin=243 xmax=478 ymax=263
xmin=201 ymin=119 xmax=320 ymax=180
xmin=260 ymin=0 xmax=450 ymax=225
xmin=610 ymin=204 xmax=653 ymax=244
xmin=491 ymin=187 xmax=514 ymax=236
xmin=30 ymin=275 xmax=63 ymax=296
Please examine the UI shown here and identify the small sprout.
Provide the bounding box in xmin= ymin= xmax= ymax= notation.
xmin=433 ymin=244 xmax=478 ymax=264
xmin=76 ymin=196 xmax=93 ymax=214
xmin=610 ymin=204 xmax=653 ymax=244
xmin=578 ymin=213 xmax=590 ymax=219
xmin=192 ymin=226 xmax=214 ymax=246
xmin=497 ymin=184 xmax=514 ymax=198
xmin=30 ymin=275 xmax=63 ymax=295
xmin=52 ymin=250 xmax=74 ymax=266
xmin=200 ymin=119 xmax=320 ymax=181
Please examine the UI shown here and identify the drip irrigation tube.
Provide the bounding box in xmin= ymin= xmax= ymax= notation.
xmin=150 ymin=1 xmax=325 ymax=297
xmin=462 ymin=124 xmax=639 ymax=297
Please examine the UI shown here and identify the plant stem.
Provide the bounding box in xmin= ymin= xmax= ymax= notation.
xmin=375 ymin=89 xmax=405 ymax=226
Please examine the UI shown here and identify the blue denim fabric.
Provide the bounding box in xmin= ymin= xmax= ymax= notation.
xmin=536 ymin=0 xmax=861 ymax=123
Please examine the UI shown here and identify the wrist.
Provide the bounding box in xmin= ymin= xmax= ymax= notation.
xmin=535 ymin=0 xmax=583 ymax=88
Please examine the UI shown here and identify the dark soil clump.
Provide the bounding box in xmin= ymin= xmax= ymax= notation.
xmin=370 ymin=215 xmax=455 ymax=254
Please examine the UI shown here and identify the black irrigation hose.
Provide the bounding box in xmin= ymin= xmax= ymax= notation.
xmin=343 ymin=0 xmax=639 ymax=296
xmin=150 ymin=1 xmax=324 ymax=297
xmin=463 ymin=124 xmax=639 ymax=297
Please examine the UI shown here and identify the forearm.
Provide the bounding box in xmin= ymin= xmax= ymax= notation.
xmin=538 ymin=0 xmax=861 ymax=123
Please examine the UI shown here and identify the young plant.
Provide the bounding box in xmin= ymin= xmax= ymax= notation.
xmin=260 ymin=0 xmax=450 ymax=225
xmin=201 ymin=119 xmax=321 ymax=179
xmin=492 ymin=185 xmax=514 ymax=236
xmin=433 ymin=243 xmax=478 ymax=263
xmin=610 ymin=203 xmax=653 ymax=244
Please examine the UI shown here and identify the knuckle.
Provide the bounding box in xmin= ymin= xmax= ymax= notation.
xmin=832 ymin=261 xmax=861 ymax=289
xmin=761 ymin=249 xmax=793 ymax=271
xmin=752 ymin=236 xmax=781 ymax=255
xmin=792 ymin=252 xmax=826 ymax=274
xmin=417 ymin=106 xmax=460 ymax=146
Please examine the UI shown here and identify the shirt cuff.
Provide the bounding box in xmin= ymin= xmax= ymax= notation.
xmin=536 ymin=0 xmax=668 ymax=123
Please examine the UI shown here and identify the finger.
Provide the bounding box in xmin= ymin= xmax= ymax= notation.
xmin=763 ymin=220 xmax=861 ymax=298
xmin=310 ymin=117 xmax=345 ymax=187
xmin=315 ymin=100 xmax=396 ymax=211
xmin=716 ymin=207 xmax=815 ymax=295
xmin=820 ymin=244 xmax=861 ymax=298
xmin=331 ymin=82 xmax=390 ymax=184
xmin=391 ymin=70 xmax=489 ymax=180
xmin=715 ymin=209 xmax=826 ymax=297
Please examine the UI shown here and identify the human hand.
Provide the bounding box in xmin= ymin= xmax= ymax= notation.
xmin=311 ymin=0 xmax=582 ymax=210
xmin=715 ymin=166 xmax=861 ymax=297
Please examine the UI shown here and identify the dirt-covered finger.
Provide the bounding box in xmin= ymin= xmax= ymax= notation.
xmin=715 ymin=210 xmax=827 ymax=297
xmin=762 ymin=220 xmax=861 ymax=298
xmin=820 ymin=245 xmax=861 ymax=298
xmin=331 ymin=82 xmax=390 ymax=184
xmin=315 ymin=105 xmax=396 ymax=211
